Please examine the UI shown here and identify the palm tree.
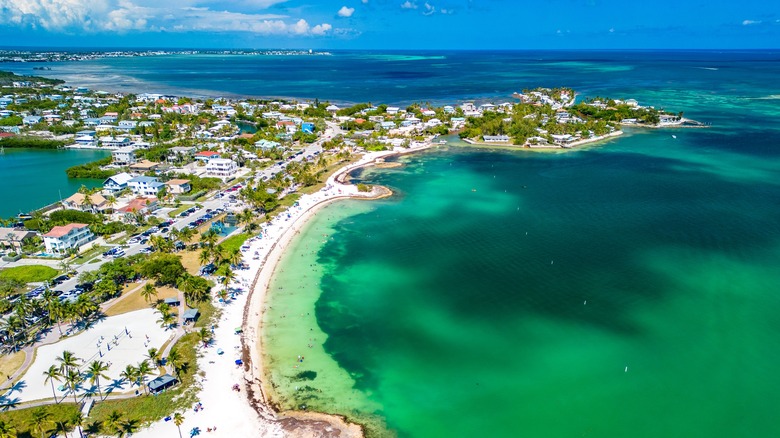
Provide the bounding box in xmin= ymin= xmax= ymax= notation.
xmin=146 ymin=347 xmax=161 ymax=367
xmin=57 ymin=350 xmax=81 ymax=375
xmin=198 ymin=246 xmax=212 ymax=266
xmin=200 ymin=229 xmax=219 ymax=248
xmin=197 ymin=327 xmax=212 ymax=347
xmin=221 ymin=267 xmax=235 ymax=291
xmin=87 ymin=360 xmax=110 ymax=400
xmin=29 ymin=408 xmax=52 ymax=438
xmin=140 ymin=283 xmax=158 ymax=304
xmin=69 ymin=411 xmax=85 ymax=438
xmin=225 ymin=248 xmax=242 ymax=267
xmin=64 ymin=369 xmax=83 ymax=404
xmin=173 ymin=412 xmax=185 ymax=438
xmin=0 ymin=419 xmax=16 ymax=438
xmin=158 ymin=311 xmax=176 ymax=330
xmin=120 ymin=365 xmax=138 ymax=390
xmin=43 ymin=365 xmax=63 ymax=403
xmin=166 ymin=348 xmax=182 ymax=378
xmin=137 ymin=360 xmax=153 ymax=395
xmin=103 ymin=410 xmax=124 ymax=436
xmin=178 ymin=226 xmax=195 ymax=244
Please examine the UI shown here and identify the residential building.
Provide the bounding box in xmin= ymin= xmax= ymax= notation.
xmin=62 ymin=192 xmax=109 ymax=213
xmin=128 ymin=160 xmax=160 ymax=172
xmin=100 ymin=136 xmax=131 ymax=148
xmin=43 ymin=223 xmax=95 ymax=255
xmin=206 ymin=158 xmax=238 ymax=180
xmin=112 ymin=147 xmax=137 ymax=165
xmin=0 ymin=228 xmax=37 ymax=253
xmin=483 ymin=135 xmax=510 ymax=142
xmin=103 ymin=172 xmax=134 ymax=194
xmin=117 ymin=197 xmax=159 ymax=218
xmin=128 ymin=176 xmax=164 ymax=196
xmin=164 ymin=179 xmax=191 ymax=194
xmin=195 ymin=151 xmax=221 ymax=162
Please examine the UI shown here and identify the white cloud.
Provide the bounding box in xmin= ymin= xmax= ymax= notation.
xmin=423 ymin=2 xmax=435 ymax=15
xmin=361 ymin=0 xmax=368 ymax=3
xmin=400 ymin=1 xmax=417 ymax=9
xmin=742 ymin=19 xmax=761 ymax=25
xmin=337 ymin=6 xmax=354 ymax=17
xmin=609 ymin=27 xmax=615 ymax=33
xmin=0 ymin=0 xmax=332 ymax=35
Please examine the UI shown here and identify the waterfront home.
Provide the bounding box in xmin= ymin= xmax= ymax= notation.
xmin=195 ymin=150 xmax=221 ymax=162
xmin=386 ymin=107 xmax=400 ymax=115
xmin=0 ymin=228 xmax=37 ymax=253
xmin=461 ymin=102 xmax=476 ymax=112
xmin=277 ymin=121 xmax=297 ymax=133
xmin=22 ymin=115 xmax=42 ymax=126
xmin=255 ymin=139 xmax=281 ymax=150
xmin=43 ymin=223 xmax=95 ymax=255
xmin=658 ymin=115 xmax=679 ymax=125
xmin=551 ymin=134 xmax=575 ymax=145
xmin=112 ymin=147 xmax=137 ymax=165
xmin=118 ymin=120 xmax=138 ymax=131
xmin=128 ymin=160 xmax=161 ymax=173
xmin=164 ymin=179 xmax=191 ymax=194
xmin=62 ymin=192 xmax=109 ymax=213
xmin=128 ymin=176 xmax=164 ymax=196
xmin=103 ymin=172 xmax=134 ymax=194
xmin=450 ymin=117 xmax=466 ymax=129
xmin=117 ymin=197 xmax=159 ymax=222
xmin=443 ymin=106 xmax=455 ymax=114
xmin=326 ymin=105 xmax=340 ymax=114
xmin=0 ymin=97 xmax=13 ymax=108
xmin=206 ymin=158 xmax=238 ymax=180
xmin=100 ymin=136 xmax=131 ymax=148
xmin=483 ymin=135 xmax=510 ymax=142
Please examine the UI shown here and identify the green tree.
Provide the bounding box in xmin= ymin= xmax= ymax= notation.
xmin=173 ymin=412 xmax=185 ymax=438
xmin=87 ymin=360 xmax=110 ymax=400
xmin=0 ymin=420 xmax=16 ymax=438
xmin=42 ymin=364 xmax=63 ymax=403
xmin=29 ymin=408 xmax=53 ymax=438
xmin=140 ymin=283 xmax=158 ymax=303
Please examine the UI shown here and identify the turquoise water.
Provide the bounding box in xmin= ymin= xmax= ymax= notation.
xmin=260 ymin=51 xmax=780 ymax=437
xmin=0 ymin=148 xmax=109 ymax=217
xmin=8 ymin=50 xmax=780 ymax=436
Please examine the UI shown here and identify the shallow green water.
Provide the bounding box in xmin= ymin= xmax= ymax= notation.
xmin=264 ymin=127 xmax=780 ymax=436
xmin=0 ymin=148 xmax=109 ymax=217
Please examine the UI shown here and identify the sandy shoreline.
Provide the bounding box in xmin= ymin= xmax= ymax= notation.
xmin=131 ymin=143 xmax=431 ymax=438
xmin=242 ymin=144 xmax=432 ymax=436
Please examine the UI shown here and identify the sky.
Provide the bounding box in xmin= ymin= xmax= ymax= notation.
xmin=0 ymin=0 xmax=778 ymax=50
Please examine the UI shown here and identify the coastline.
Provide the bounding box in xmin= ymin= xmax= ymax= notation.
xmin=239 ymin=143 xmax=433 ymax=436
xmin=460 ymin=130 xmax=624 ymax=150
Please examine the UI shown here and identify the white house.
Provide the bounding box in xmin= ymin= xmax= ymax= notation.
xmin=103 ymin=172 xmax=134 ymax=194
xmin=128 ymin=176 xmax=164 ymax=196
xmin=100 ymin=136 xmax=131 ymax=148
xmin=164 ymin=179 xmax=191 ymax=194
xmin=112 ymin=147 xmax=137 ymax=165
xmin=206 ymin=158 xmax=238 ymax=180
xmin=43 ymin=223 xmax=95 ymax=255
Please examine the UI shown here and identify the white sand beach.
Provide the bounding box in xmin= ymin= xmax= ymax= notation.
xmin=6 ymin=309 xmax=170 ymax=403
xmin=134 ymin=143 xmax=432 ymax=437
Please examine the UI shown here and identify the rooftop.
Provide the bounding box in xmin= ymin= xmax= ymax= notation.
xmin=43 ymin=223 xmax=89 ymax=238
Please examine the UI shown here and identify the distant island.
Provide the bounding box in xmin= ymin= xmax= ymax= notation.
xmin=0 ymin=49 xmax=331 ymax=63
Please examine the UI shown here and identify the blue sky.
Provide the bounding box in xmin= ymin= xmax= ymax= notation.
xmin=0 ymin=0 xmax=778 ymax=49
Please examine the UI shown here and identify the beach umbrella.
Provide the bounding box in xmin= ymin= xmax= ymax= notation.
xmin=235 ymin=359 xmax=243 ymax=366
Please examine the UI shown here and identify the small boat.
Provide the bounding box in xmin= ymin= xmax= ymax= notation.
xmin=672 ymin=135 xmax=677 ymax=139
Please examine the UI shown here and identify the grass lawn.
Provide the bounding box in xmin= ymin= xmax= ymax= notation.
xmin=167 ymin=204 xmax=190 ymax=218
xmin=179 ymin=250 xmax=202 ymax=276
xmin=0 ymin=350 xmax=26 ymax=380
xmin=219 ymin=233 xmax=249 ymax=253
xmin=0 ymin=265 xmax=58 ymax=284
xmin=104 ymin=282 xmax=181 ymax=317
xmin=73 ymin=245 xmax=109 ymax=264
xmin=0 ymin=403 xmax=80 ymax=437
